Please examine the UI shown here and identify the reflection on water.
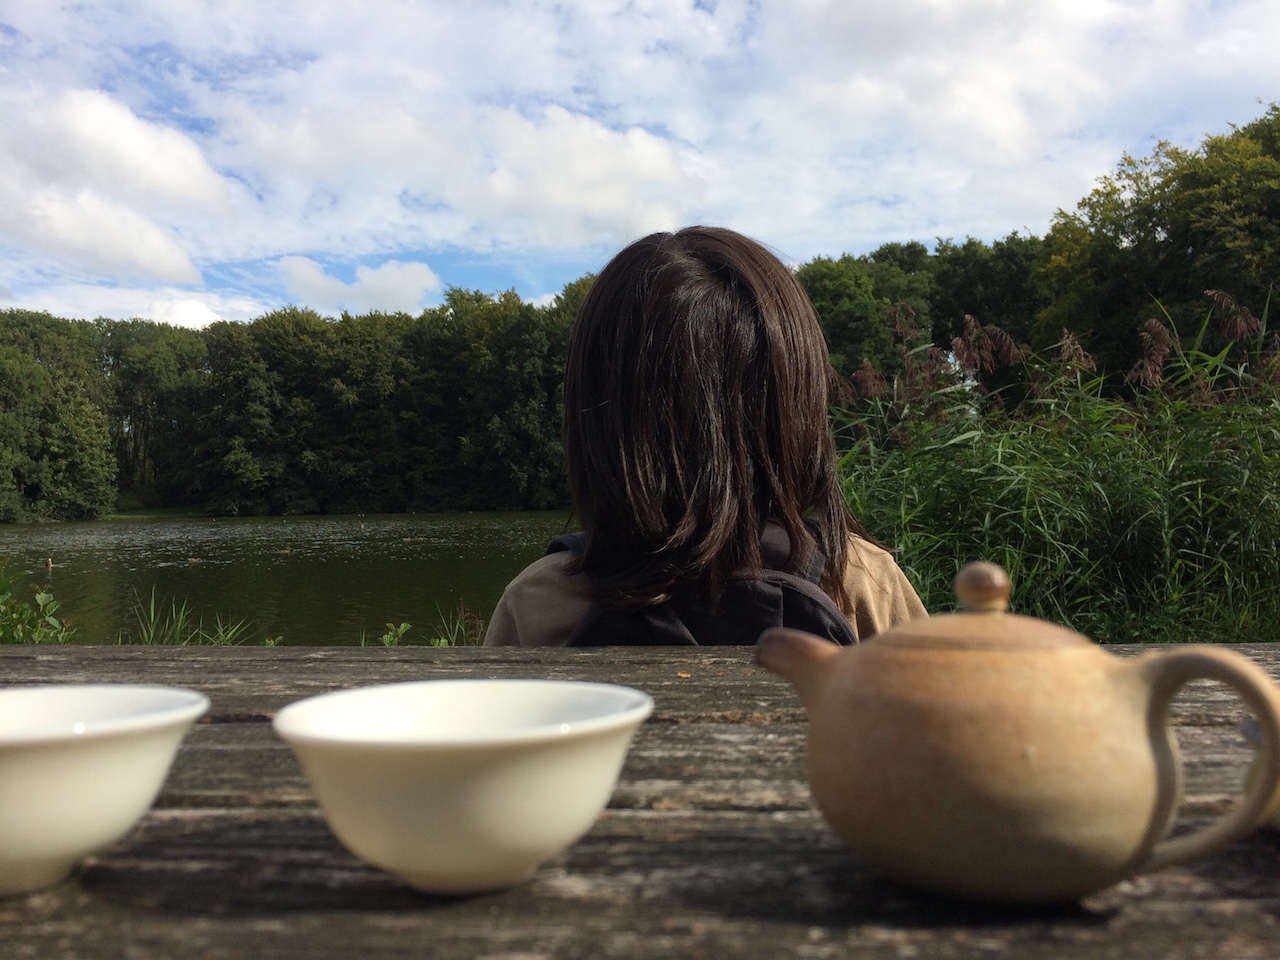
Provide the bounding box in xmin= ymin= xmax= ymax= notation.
xmin=0 ymin=512 xmax=570 ymax=646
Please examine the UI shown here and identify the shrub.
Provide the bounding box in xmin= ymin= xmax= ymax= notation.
xmin=0 ymin=559 xmax=77 ymax=644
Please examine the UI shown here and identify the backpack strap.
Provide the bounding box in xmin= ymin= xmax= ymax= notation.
xmin=548 ymin=531 xmax=588 ymax=559
xmin=760 ymin=517 xmax=826 ymax=584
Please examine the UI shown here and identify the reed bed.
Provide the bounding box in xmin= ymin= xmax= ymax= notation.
xmin=839 ymin=335 xmax=1280 ymax=643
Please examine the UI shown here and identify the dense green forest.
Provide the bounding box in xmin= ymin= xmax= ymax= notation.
xmin=0 ymin=286 xmax=584 ymax=520
xmin=2 ymin=105 xmax=1278 ymax=524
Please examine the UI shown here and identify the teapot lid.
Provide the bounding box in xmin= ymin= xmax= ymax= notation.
xmin=872 ymin=561 xmax=1091 ymax=651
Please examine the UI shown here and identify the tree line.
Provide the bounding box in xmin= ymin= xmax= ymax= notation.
xmin=0 ymin=283 xmax=585 ymax=520
xmin=2 ymin=104 xmax=1277 ymax=523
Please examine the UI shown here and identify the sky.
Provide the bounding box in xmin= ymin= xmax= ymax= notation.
xmin=0 ymin=1 xmax=1276 ymax=328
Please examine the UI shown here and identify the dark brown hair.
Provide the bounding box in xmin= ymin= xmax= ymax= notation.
xmin=562 ymin=226 xmax=858 ymax=610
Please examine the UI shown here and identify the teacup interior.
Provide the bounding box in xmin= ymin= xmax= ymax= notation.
xmin=0 ymin=685 xmax=208 ymax=741
xmin=275 ymin=680 xmax=652 ymax=744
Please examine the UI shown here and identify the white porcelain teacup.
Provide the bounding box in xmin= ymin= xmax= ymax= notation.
xmin=0 ymin=683 xmax=210 ymax=897
xmin=273 ymin=679 xmax=654 ymax=894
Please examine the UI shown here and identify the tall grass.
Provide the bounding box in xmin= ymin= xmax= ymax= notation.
xmin=126 ymin=587 xmax=253 ymax=645
xmin=429 ymin=600 xmax=488 ymax=646
xmin=838 ymin=305 xmax=1280 ymax=643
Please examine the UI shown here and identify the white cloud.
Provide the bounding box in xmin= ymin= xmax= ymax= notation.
xmin=471 ymin=106 xmax=698 ymax=246
xmin=47 ymin=89 xmax=231 ymax=211
xmin=0 ymin=182 xmax=202 ymax=283
xmin=146 ymin=297 xmax=226 ymax=328
xmin=2 ymin=281 xmax=268 ymax=325
xmin=0 ymin=0 xmax=1278 ymax=318
xmin=278 ymin=256 xmax=441 ymax=313
xmin=0 ymin=86 xmax=236 ymax=282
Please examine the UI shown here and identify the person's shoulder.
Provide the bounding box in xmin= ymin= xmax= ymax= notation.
xmin=501 ymin=550 xmax=593 ymax=618
xmin=840 ymin=533 xmax=928 ymax=634
xmin=845 ymin=533 xmax=904 ymax=573
xmin=485 ymin=550 xmax=592 ymax=647
xmin=506 ymin=549 xmax=578 ymax=591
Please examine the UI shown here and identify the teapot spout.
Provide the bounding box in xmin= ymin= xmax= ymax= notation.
xmin=756 ymin=628 xmax=842 ymax=709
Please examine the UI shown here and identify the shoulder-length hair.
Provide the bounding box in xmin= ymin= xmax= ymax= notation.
xmin=562 ymin=226 xmax=857 ymax=611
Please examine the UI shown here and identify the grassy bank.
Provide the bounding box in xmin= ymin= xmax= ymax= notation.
xmin=1 ymin=572 xmax=487 ymax=647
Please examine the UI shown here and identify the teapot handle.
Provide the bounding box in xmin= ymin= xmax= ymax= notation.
xmin=1137 ymin=645 xmax=1280 ymax=873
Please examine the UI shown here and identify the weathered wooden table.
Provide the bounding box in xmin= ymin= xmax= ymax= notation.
xmin=2 ymin=644 xmax=1279 ymax=959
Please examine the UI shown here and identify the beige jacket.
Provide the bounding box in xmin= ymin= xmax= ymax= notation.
xmin=484 ymin=535 xmax=927 ymax=647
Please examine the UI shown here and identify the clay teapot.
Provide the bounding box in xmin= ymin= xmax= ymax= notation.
xmin=756 ymin=561 xmax=1280 ymax=904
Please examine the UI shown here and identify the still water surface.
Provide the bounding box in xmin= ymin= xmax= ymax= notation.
xmin=1 ymin=512 xmax=570 ymax=645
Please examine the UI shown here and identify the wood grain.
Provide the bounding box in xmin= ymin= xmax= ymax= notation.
xmin=3 ymin=644 xmax=1280 ymax=959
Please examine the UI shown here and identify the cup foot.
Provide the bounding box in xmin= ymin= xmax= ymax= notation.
xmin=396 ymin=862 xmax=539 ymax=896
xmin=0 ymin=859 xmax=76 ymax=898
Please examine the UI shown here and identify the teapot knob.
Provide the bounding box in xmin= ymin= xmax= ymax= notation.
xmin=954 ymin=562 xmax=1012 ymax=613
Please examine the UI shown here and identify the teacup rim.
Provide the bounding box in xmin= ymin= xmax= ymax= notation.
xmin=0 ymin=683 xmax=211 ymax=745
xmin=272 ymin=678 xmax=655 ymax=749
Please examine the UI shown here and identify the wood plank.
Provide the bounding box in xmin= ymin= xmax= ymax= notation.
xmin=5 ymin=645 xmax=1280 ymax=959
xmin=4 ymin=808 xmax=1280 ymax=959
xmin=1 ymin=645 xmax=810 ymax=723
xmin=157 ymin=720 xmax=1258 ymax=817
xmin=6 ymin=643 xmax=1279 ymax=724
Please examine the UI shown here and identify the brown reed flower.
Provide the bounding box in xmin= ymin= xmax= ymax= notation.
xmin=1205 ymin=288 xmax=1261 ymax=342
xmin=1127 ymin=318 xmax=1176 ymax=389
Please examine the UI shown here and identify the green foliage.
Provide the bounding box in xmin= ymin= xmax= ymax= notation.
xmin=863 ymin=241 xmax=934 ymax=337
xmin=0 ymin=310 xmax=109 ymax=407
xmin=101 ymin=319 xmax=206 ymax=502
xmin=6 ymin=103 xmax=1278 ymax=525
xmin=798 ymin=255 xmax=889 ymax=377
xmin=929 ymin=232 xmax=1051 ymax=350
xmin=379 ymin=622 xmax=412 ymax=646
xmin=206 ymin=613 xmax=253 ymax=645
xmin=36 ymin=381 xmax=118 ymax=519
xmin=0 ymin=327 xmax=116 ymax=521
xmin=353 ymin=604 xmax=487 ymax=647
xmin=136 ymin=285 xmax=578 ymax=517
xmin=1038 ymin=103 xmax=1280 ymax=375
xmin=796 ymin=255 xmax=900 ymax=378
xmin=443 ymin=288 xmax=568 ymax=508
xmin=0 ymin=345 xmax=49 ymax=522
xmin=838 ymin=328 xmax=1280 ymax=643
xmin=0 ymin=559 xmax=77 ymax=644
xmin=114 ymin=590 xmax=487 ymax=647
xmin=426 ymin=601 xmax=487 ymax=646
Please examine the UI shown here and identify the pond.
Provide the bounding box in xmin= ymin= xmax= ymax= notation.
xmin=0 ymin=512 xmax=571 ymax=646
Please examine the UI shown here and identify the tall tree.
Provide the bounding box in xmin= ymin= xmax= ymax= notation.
xmin=796 ymin=256 xmax=896 ymax=378
xmin=0 ymin=312 xmax=116 ymax=520
xmin=101 ymin=319 xmax=206 ymax=497
xmin=864 ymin=241 xmax=934 ymax=344
xmin=930 ymin=233 xmax=1050 ymax=350
xmin=1037 ymin=103 xmax=1280 ymax=375
xmin=0 ymin=344 xmax=115 ymax=521
xmin=184 ymin=320 xmax=283 ymax=515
